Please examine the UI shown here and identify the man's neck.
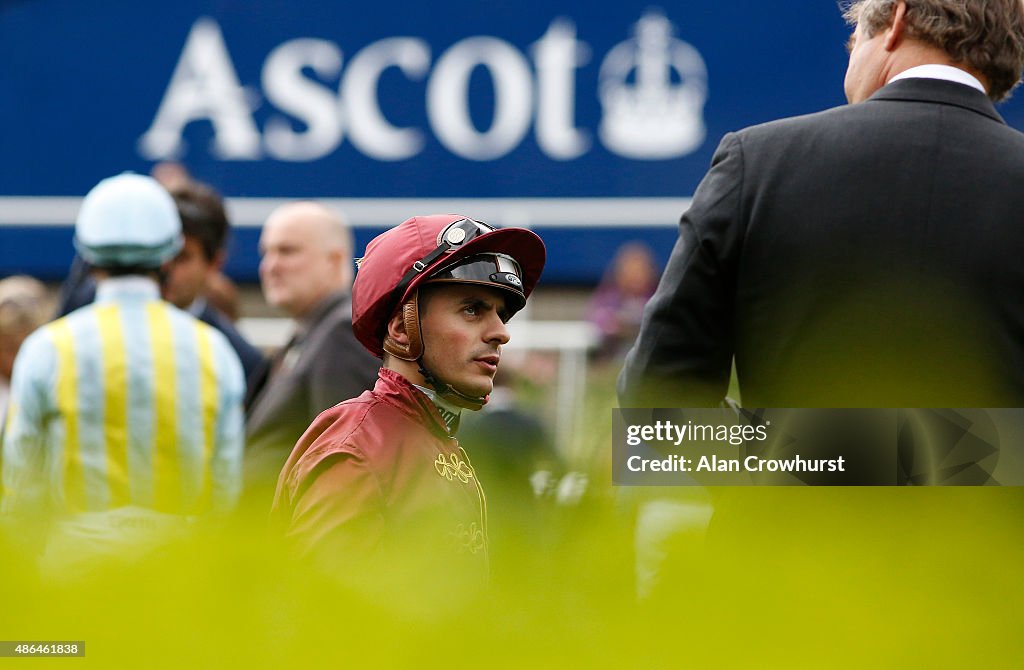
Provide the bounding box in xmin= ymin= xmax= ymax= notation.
xmin=383 ymin=357 xmax=426 ymax=388
xmin=382 ymin=361 xmax=465 ymax=432
xmin=292 ymin=289 xmax=345 ymax=331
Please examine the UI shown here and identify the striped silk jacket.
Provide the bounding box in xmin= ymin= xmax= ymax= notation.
xmin=2 ymin=276 xmax=244 ymax=517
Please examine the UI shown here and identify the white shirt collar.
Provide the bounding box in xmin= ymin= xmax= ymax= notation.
xmin=889 ymin=64 xmax=985 ymax=94
xmin=186 ymin=296 xmax=208 ymax=317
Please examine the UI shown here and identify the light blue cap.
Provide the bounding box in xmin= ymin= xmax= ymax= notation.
xmin=74 ymin=172 xmax=184 ymax=268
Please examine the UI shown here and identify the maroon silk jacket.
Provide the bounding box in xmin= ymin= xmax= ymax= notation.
xmin=271 ymin=368 xmax=489 ymax=587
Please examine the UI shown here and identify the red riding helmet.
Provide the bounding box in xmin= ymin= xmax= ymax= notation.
xmin=352 ymin=214 xmax=546 ymax=361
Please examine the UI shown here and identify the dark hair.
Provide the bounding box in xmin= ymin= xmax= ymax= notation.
xmin=843 ymin=0 xmax=1024 ymax=101
xmin=171 ymin=182 xmax=229 ymax=262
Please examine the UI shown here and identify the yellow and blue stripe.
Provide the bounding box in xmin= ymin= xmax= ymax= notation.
xmin=1 ymin=281 xmax=243 ymax=517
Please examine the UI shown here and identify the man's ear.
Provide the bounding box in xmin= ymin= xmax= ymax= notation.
xmin=383 ymin=299 xmax=423 ymax=361
xmin=210 ymin=249 xmax=226 ymax=273
xmin=884 ymin=1 xmax=907 ymax=51
xmin=327 ymin=246 xmax=346 ymax=271
xmin=386 ymin=310 xmax=410 ymax=346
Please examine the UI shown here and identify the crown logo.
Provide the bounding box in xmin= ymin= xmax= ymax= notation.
xmin=598 ymin=11 xmax=708 ymax=159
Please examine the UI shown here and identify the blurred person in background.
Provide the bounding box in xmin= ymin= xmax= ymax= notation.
xmin=457 ymin=361 xmax=564 ymax=582
xmin=149 ymin=160 xmax=192 ymax=193
xmin=272 ymin=215 xmax=545 ymax=604
xmin=244 ymin=202 xmax=378 ymax=508
xmin=0 ymin=276 xmax=51 ymax=430
xmin=1 ymin=173 xmax=245 ymax=578
xmin=54 ymin=254 xmax=95 ymax=319
xmin=154 ymin=162 xmax=248 ymax=326
xmin=203 ymin=271 xmax=241 ymax=322
xmin=587 ymin=241 xmax=659 ymax=364
xmin=162 ymin=181 xmax=266 ymax=389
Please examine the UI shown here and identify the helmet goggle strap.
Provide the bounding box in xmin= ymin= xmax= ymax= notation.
xmin=393 ymin=219 xmax=495 ymax=297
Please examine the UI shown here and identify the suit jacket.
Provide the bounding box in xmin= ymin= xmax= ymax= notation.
xmin=620 ymin=78 xmax=1024 ymax=409
xmin=244 ymin=292 xmax=380 ymax=503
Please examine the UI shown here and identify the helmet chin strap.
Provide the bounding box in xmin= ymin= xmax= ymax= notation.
xmin=417 ymin=362 xmax=488 ymax=411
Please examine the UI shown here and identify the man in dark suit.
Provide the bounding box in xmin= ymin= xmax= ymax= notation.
xmin=615 ymin=0 xmax=1024 ymax=616
xmin=244 ymin=201 xmax=379 ymax=507
xmin=619 ymin=0 xmax=1024 ymax=409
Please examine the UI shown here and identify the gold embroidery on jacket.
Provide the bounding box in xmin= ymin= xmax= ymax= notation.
xmin=434 ymin=453 xmax=474 ymax=483
xmin=450 ymin=522 xmax=486 ymax=555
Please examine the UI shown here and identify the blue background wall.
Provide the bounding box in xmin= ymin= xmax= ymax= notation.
xmin=2 ymin=1 xmax=1021 ymax=283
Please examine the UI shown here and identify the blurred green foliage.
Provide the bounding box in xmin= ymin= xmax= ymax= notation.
xmin=1 ymin=366 xmax=1022 ymax=667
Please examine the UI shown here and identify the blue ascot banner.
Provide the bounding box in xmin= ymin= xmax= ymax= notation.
xmin=2 ymin=1 xmax=1023 ymax=282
